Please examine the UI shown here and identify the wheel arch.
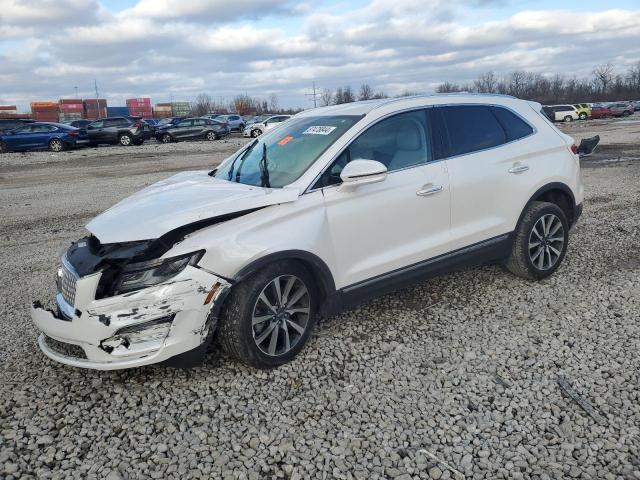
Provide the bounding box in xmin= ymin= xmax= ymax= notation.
xmin=519 ymin=182 xmax=577 ymax=227
xmin=232 ymin=250 xmax=336 ymax=308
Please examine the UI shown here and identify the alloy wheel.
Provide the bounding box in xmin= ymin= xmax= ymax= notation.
xmin=251 ymin=275 xmax=310 ymax=357
xmin=120 ymin=135 xmax=131 ymax=146
xmin=251 ymin=129 xmax=261 ymax=138
xmin=528 ymin=213 xmax=565 ymax=270
xmin=162 ymin=134 xmax=172 ymax=143
xmin=49 ymin=139 xmax=63 ymax=152
xmin=206 ymin=131 xmax=216 ymax=141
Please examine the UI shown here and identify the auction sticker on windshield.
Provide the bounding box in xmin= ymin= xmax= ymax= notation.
xmin=302 ymin=126 xmax=337 ymax=135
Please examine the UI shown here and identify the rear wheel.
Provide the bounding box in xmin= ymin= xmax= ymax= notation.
xmin=161 ymin=133 xmax=172 ymax=143
xmin=48 ymin=138 xmax=64 ymax=152
xmin=564 ymin=116 xmax=573 ymax=122
xmin=250 ymin=128 xmax=262 ymax=138
xmin=133 ymin=138 xmax=144 ymax=145
xmin=218 ymin=261 xmax=317 ymax=368
xmin=205 ymin=131 xmax=217 ymax=141
xmin=505 ymin=201 xmax=569 ymax=280
xmin=118 ymin=133 xmax=132 ymax=146
xmin=579 ymin=113 xmax=587 ymax=120
xmin=622 ymin=111 xmax=631 ymax=117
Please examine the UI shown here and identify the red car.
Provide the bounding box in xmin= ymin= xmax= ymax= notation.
xmin=590 ymin=105 xmax=612 ymax=119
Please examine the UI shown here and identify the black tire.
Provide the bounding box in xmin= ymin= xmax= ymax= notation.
xmin=161 ymin=133 xmax=173 ymax=143
xmin=0 ymin=141 xmax=7 ymax=153
xmin=218 ymin=261 xmax=318 ymax=368
xmin=622 ymin=111 xmax=631 ymax=117
xmin=88 ymin=142 xmax=98 ymax=148
xmin=250 ymin=129 xmax=262 ymax=138
xmin=119 ymin=133 xmax=132 ymax=146
xmin=564 ymin=116 xmax=573 ymax=123
xmin=579 ymin=113 xmax=587 ymax=120
xmin=205 ymin=131 xmax=217 ymax=141
xmin=48 ymin=138 xmax=64 ymax=152
xmin=505 ymin=201 xmax=569 ymax=280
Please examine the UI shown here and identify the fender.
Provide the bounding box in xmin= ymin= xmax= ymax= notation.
xmin=516 ymin=182 xmax=577 ymax=227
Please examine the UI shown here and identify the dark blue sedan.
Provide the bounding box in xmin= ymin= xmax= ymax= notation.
xmin=0 ymin=122 xmax=89 ymax=153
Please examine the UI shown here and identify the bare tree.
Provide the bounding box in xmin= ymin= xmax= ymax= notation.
xmin=334 ymin=87 xmax=344 ymax=104
xmin=372 ymin=90 xmax=388 ymax=99
xmin=593 ymin=63 xmax=614 ymax=94
xmin=473 ymin=71 xmax=498 ymax=93
xmin=232 ymin=94 xmax=253 ymax=116
xmin=320 ymin=88 xmax=333 ymax=106
xmin=358 ymin=84 xmax=373 ymax=101
xmin=268 ymin=93 xmax=279 ymax=113
xmin=191 ymin=93 xmax=213 ymax=117
xmin=436 ymin=81 xmax=463 ymax=93
xmin=342 ymin=86 xmax=355 ymax=103
xmin=508 ymin=71 xmax=527 ymax=98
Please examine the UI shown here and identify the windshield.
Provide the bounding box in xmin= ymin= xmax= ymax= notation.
xmin=214 ymin=115 xmax=360 ymax=188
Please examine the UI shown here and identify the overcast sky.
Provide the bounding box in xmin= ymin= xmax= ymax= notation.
xmin=1 ymin=0 xmax=639 ymax=111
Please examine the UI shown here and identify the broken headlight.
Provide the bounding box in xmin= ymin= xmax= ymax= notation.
xmin=115 ymin=250 xmax=204 ymax=294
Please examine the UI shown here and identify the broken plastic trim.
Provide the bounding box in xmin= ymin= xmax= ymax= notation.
xmin=100 ymin=315 xmax=175 ymax=354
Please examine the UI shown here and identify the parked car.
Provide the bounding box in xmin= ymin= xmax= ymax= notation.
xmin=215 ymin=114 xmax=245 ymax=132
xmin=0 ymin=118 xmax=34 ymax=134
xmin=31 ymin=94 xmax=586 ymax=370
xmin=62 ymin=119 xmax=92 ymax=129
xmin=546 ymin=105 xmax=580 ymax=122
xmin=245 ymin=114 xmax=272 ymax=126
xmin=243 ymin=115 xmax=291 ymax=137
xmin=0 ymin=122 xmax=88 ymax=153
xmin=589 ymin=105 xmax=612 ymax=119
xmin=632 ymin=100 xmax=640 ymax=111
xmin=155 ymin=117 xmax=230 ymax=143
xmin=608 ymin=102 xmax=634 ymax=117
xmin=86 ymin=117 xmax=150 ymax=146
xmin=572 ymin=104 xmax=591 ymax=120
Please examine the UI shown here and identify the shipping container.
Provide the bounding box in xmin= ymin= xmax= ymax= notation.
xmin=0 ymin=105 xmax=18 ymax=112
xmin=59 ymin=99 xmax=83 ymax=105
xmin=126 ymin=98 xmax=151 ymax=107
xmin=59 ymin=112 xmax=83 ymax=122
xmin=31 ymin=101 xmax=58 ymax=108
xmin=33 ymin=112 xmax=60 ymax=122
xmin=106 ymin=106 xmax=130 ymax=117
xmin=0 ymin=113 xmax=31 ymax=119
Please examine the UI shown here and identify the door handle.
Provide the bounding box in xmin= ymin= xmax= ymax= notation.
xmin=416 ymin=185 xmax=443 ymax=196
xmin=508 ymin=164 xmax=529 ymax=174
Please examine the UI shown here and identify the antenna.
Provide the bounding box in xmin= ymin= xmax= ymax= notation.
xmin=305 ymin=80 xmax=319 ymax=108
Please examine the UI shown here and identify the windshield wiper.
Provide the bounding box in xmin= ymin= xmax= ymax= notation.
xmin=226 ymin=139 xmax=258 ymax=181
xmin=259 ymin=143 xmax=270 ymax=188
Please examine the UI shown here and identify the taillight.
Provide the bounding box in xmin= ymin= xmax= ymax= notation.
xmin=570 ymin=144 xmax=578 ymax=155
xmin=67 ymin=131 xmax=78 ymax=136
xmin=133 ymin=123 xmax=142 ymax=129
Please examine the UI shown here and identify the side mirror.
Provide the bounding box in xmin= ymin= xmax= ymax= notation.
xmin=340 ymin=159 xmax=387 ymax=187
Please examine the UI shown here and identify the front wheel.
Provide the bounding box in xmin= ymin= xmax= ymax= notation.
xmin=579 ymin=113 xmax=587 ymax=120
xmin=205 ymin=131 xmax=217 ymax=141
xmin=161 ymin=133 xmax=172 ymax=143
xmin=218 ymin=261 xmax=317 ymax=368
xmin=622 ymin=111 xmax=631 ymax=117
xmin=49 ymin=138 xmax=64 ymax=152
xmin=119 ymin=133 xmax=132 ymax=146
xmin=564 ymin=116 xmax=573 ymax=123
xmin=250 ymin=129 xmax=262 ymax=138
xmin=505 ymin=201 xmax=569 ymax=280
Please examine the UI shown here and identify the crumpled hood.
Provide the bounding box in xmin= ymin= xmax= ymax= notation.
xmin=86 ymin=171 xmax=299 ymax=243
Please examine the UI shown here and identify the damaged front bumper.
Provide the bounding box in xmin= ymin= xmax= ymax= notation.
xmin=31 ymin=266 xmax=230 ymax=370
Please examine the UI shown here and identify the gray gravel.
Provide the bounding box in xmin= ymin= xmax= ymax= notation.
xmin=1 ymin=137 xmax=639 ymax=479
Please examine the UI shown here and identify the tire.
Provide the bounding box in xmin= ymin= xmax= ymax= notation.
xmin=505 ymin=201 xmax=569 ymax=280
xmin=579 ymin=113 xmax=587 ymax=120
xmin=133 ymin=139 xmax=144 ymax=146
xmin=0 ymin=141 xmax=7 ymax=153
xmin=88 ymin=142 xmax=98 ymax=148
xmin=119 ymin=133 xmax=132 ymax=146
xmin=218 ymin=261 xmax=317 ymax=368
xmin=205 ymin=131 xmax=217 ymax=141
xmin=564 ymin=116 xmax=573 ymax=123
xmin=622 ymin=111 xmax=631 ymax=117
xmin=48 ymin=138 xmax=64 ymax=152
xmin=250 ymin=129 xmax=262 ymax=138
xmin=161 ymin=133 xmax=172 ymax=144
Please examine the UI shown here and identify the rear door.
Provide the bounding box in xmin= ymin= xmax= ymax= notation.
xmin=30 ymin=124 xmax=57 ymax=148
xmin=87 ymin=120 xmax=104 ymax=143
xmin=173 ymin=119 xmax=193 ymax=139
xmin=191 ymin=118 xmax=207 ymax=138
xmin=434 ymin=104 xmax=536 ymax=250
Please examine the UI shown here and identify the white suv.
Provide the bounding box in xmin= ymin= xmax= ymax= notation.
xmin=243 ymin=115 xmax=291 ymax=137
xmin=32 ymin=94 xmax=585 ymax=370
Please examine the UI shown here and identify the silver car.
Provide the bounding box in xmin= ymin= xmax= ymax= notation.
xmin=243 ymin=115 xmax=291 ymax=137
xmin=215 ymin=115 xmax=245 ymax=132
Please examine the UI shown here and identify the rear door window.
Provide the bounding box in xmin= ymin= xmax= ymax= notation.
xmin=491 ymin=107 xmax=534 ymax=142
xmin=438 ymin=105 xmax=507 ymax=157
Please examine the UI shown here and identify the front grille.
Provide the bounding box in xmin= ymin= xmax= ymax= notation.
xmin=43 ymin=335 xmax=87 ymax=360
xmin=58 ymin=259 xmax=78 ymax=307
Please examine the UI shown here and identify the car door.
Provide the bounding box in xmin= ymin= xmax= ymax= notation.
xmin=173 ymin=119 xmax=193 ymax=139
xmin=435 ymin=104 xmax=536 ymax=251
xmin=191 ymin=119 xmax=207 ymax=138
xmin=29 ymin=124 xmax=56 ymax=148
xmin=5 ymin=125 xmax=33 ymax=150
xmin=87 ymin=120 xmax=105 ymax=143
xmin=317 ymin=109 xmax=451 ymax=289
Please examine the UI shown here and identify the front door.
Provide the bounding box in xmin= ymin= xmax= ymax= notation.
xmin=318 ymin=109 xmax=451 ymax=289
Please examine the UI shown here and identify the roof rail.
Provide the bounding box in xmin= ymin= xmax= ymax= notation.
xmin=369 ymin=92 xmax=517 ymax=111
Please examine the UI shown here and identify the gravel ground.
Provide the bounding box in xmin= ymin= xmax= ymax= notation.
xmin=1 ymin=131 xmax=639 ymax=479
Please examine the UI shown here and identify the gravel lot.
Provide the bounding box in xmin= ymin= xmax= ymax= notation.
xmin=1 ymin=126 xmax=639 ymax=480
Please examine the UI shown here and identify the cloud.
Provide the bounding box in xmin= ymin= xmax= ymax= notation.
xmin=0 ymin=0 xmax=639 ymax=110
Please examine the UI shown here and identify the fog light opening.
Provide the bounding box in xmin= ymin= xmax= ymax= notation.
xmin=100 ymin=315 xmax=174 ymax=354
